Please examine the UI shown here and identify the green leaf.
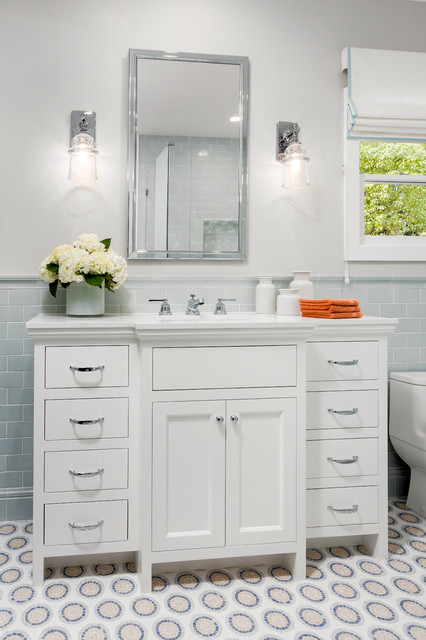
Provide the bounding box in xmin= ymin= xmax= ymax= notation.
xmin=46 ymin=262 xmax=59 ymax=274
xmin=105 ymin=274 xmax=114 ymax=292
xmin=101 ymin=238 xmax=111 ymax=251
xmin=85 ymin=274 xmax=105 ymax=288
xmin=49 ymin=280 xmax=59 ymax=297
xmin=61 ymin=282 xmax=70 ymax=289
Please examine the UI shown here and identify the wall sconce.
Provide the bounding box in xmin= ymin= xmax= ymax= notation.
xmin=276 ymin=121 xmax=309 ymax=188
xmin=68 ymin=110 xmax=98 ymax=182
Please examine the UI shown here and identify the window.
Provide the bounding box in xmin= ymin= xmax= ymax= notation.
xmin=345 ymin=138 xmax=426 ymax=260
xmin=342 ymin=46 xmax=426 ymax=261
xmin=362 ymin=141 xmax=426 ymax=237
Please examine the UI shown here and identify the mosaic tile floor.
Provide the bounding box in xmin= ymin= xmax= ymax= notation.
xmin=0 ymin=499 xmax=425 ymax=639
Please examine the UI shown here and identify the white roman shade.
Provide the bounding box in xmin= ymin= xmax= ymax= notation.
xmin=341 ymin=46 xmax=426 ymax=140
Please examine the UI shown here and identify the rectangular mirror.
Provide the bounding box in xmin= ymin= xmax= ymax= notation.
xmin=127 ymin=49 xmax=248 ymax=260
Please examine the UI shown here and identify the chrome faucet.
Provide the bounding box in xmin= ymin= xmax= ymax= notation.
xmin=185 ymin=294 xmax=205 ymax=315
xmin=148 ymin=298 xmax=172 ymax=315
xmin=213 ymin=298 xmax=237 ymax=315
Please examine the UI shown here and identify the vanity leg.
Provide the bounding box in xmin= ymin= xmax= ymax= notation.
xmin=362 ymin=531 xmax=388 ymax=560
xmin=286 ymin=550 xmax=306 ymax=581
xmin=32 ymin=554 xmax=45 ymax=587
xmin=136 ymin=551 xmax=152 ymax=593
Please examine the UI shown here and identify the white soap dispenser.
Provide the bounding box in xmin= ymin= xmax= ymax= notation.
xmin=256 ymin=277 xmax=276 ymax=314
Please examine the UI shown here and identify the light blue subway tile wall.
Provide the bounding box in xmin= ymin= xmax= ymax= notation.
xmin=0 ymin=279 xmax=65 ymax=520
xmin=1 ymin=274 xmax=422 ymax=519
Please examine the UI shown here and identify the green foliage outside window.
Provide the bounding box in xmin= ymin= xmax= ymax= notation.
xmin=359 ymin=141 xmax=426 ymax=236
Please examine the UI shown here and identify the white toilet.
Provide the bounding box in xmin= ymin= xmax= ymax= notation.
xmin=390 ymin=371 xmax=426 ymax=516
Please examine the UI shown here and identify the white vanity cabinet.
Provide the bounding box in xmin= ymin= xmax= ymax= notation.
xmin=27 ymin=313 xmax=396 ymax=590
xmin=152 ymin=397 xmax=297 ymax=551
xmin=305 ymin=328 xmax=392 ymax=558
xmin=26 ymin=320 xmax=140 ymax=586
xmin=145 ymin=337 xmax=308 ymax=589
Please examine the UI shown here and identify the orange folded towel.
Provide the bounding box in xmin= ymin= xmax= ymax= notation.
xmin=299 ymin=298 xmax=360 ymax=307
xmin=329 ymin=305 xmax=361 ymax=313
xmin=301 ymin=311 xmax=363 ymax=319
xmin=300 ymin=305 xmax=361 ymax=313
xmin=299 ymin=297 xmax=362 ymax=319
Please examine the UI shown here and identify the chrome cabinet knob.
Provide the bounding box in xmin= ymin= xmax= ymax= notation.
xmin=216 ymin=416 xmax=224 ymax=423
xmin=230 ymin=415 xmax=239 ymax=422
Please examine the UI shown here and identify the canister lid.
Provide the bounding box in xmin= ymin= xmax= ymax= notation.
xmin=390 ymin=371 xmax=426 ymax=386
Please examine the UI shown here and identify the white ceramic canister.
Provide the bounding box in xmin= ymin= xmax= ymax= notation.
xmin=289 ymin=271 xmax=314 ymax=299
xmin=255 ymin=277 xmax=276 ymax=314
xmin=277 ymin=288 xmax=300 ymax=316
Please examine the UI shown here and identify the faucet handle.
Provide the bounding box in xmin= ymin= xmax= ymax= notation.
xmin=149 ymin=298 xmax=172 ymax=315
xmin=213 ymin=298 xmax=237 ymax=315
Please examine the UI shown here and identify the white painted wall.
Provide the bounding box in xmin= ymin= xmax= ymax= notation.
xmin=2 ymin=0 xmax=426 ymax=277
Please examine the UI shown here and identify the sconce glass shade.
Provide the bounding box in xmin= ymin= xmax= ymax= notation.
xmin=281 ymin=141 xmax=309 ymax=189
xmin=68 ymin=133 xmax=98 ymax=182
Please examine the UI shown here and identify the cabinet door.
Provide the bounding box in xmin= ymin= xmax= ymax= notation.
xmin=226 ymin=398 xmax=297 ymax=545
xmin=152 ymin=401 xmax=225 ymax=551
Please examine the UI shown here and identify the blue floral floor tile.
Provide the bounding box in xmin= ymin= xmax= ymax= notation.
xmin=0 ymin=499 xmax=425 ymax=639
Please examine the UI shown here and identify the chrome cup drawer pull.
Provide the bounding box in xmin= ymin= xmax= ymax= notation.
xmin=69 ymin=519 xmax=104 ymax=531
xmin=327 ymin=455 xmax=359 ymax=465
xmin=69 ymin=417 xmax=105 ymax=426
xmin=328 ymin=359 xmax=359 ymax=366
xmin=69 ymin=467 xmax=104 ymax=477
xmin=328 ymin=408 xmax=359 ymax=416
xmin=70 ymin=365 xmax=105 ymax=372
xmin=327 ymin=504 xmax=358 ymax=514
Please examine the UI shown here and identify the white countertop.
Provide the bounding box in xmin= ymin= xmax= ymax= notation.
xmin=26 ymin=313 xmax=398 ymax=339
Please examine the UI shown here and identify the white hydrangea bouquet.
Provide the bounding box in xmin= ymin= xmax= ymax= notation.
xmin=39 ymin=233 xmax=127 ymax=298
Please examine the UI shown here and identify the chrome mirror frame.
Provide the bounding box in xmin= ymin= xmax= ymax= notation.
xmin=127 ymin=49 xmax=248 ymax=260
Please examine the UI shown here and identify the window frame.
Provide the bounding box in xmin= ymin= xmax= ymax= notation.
xmin=344 ymin=136 xmax=426 ymax=261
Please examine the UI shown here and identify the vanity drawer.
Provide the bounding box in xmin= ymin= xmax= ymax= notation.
xmin=307 ymin=390 xmax=378 ymax=430
xmin=152 ymin=345 xmax=297 ymax=390
xmin=306 ymin=438 xmax=379 ymax=479
xmin=307 ymin=486 xmax=378 ymax=528
xmin=307 ymin=341 xmax=378 ymax=382
xmin=44 ymin=500 xmax=128 ymax=546
xmin=45 ymin=346 xmax=129 ymax=389
xmin=44 ymin=449 xmax=128 ymax=492
xmin=44 ymin=398 xmax=129 ymax=441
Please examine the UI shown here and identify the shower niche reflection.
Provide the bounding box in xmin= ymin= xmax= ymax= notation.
xmin=128 ymin=50 xmax=248 ymax=260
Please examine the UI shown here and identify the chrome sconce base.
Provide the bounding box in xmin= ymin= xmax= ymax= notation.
xmin=276 ymin=121 xmax=300 ymax=161
xmin=68 ymin=110 xmax=98 ymax=182
xmin=70 ymin=110 xmax=96 ymax=142
xmin=276 ymin=121 xmax=309 ymax=188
